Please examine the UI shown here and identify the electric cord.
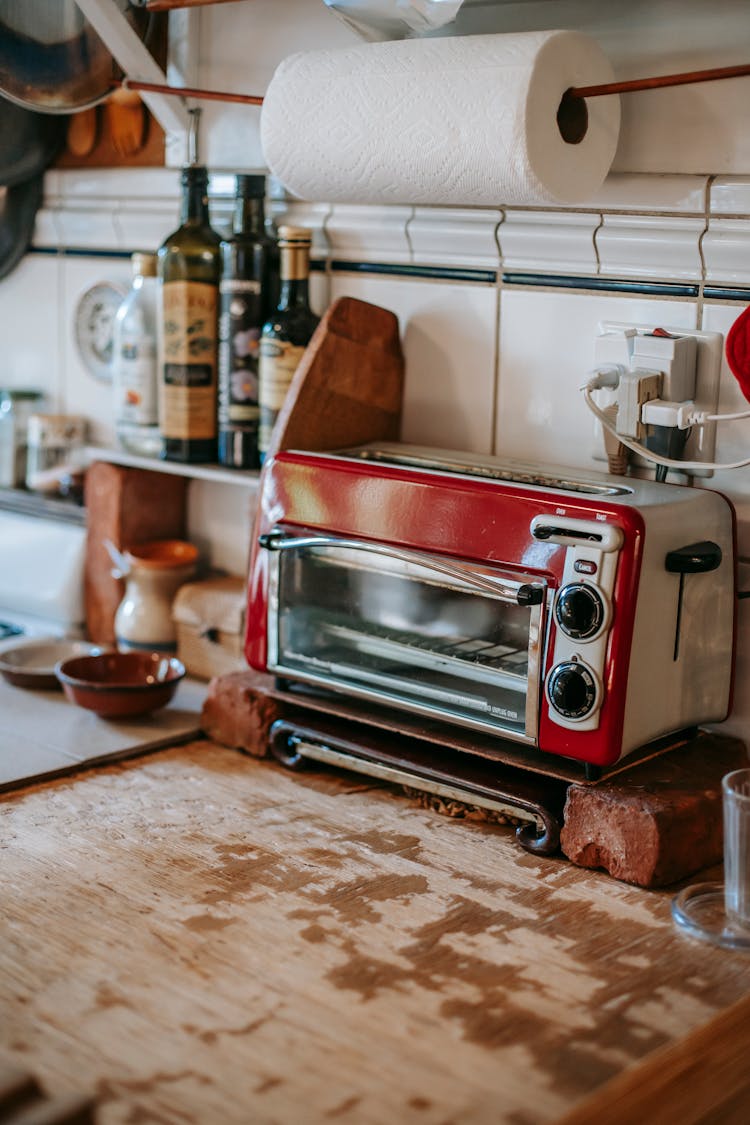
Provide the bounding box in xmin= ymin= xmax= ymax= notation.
xmin=582 ymin=381 xmax=750 ymax=472
xmin=696 ymin=409 xmax=750 ymax=423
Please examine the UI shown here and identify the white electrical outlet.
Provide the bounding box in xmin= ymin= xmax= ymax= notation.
xmin=592 ymin=321 xmax=723 ymax=478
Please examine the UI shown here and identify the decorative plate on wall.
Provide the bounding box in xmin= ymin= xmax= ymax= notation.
xmin=74 ymin=280 xmax=126 ymax=382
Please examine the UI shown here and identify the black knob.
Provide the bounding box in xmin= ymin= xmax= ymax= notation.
xmin=555 ymin=583 xmax=604 ymax=640
xmin=547 ymin=661 xmax=597 ymax=720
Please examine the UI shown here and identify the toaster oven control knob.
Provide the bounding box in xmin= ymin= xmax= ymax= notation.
xmin=547 ymin=661 xmax=598 ymax=720
xmin=555 ymin=583 xmax=605 ymax=640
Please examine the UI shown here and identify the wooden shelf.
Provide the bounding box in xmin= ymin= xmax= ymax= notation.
xmin=85 ymin=446 xmax=261 ymax=489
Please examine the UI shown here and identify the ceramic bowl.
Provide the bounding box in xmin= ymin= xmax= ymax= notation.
xmin=125 ymin=540 xmax=199 ymax=570
xmin=0 ymin=639 xmax=104 ymax=690
xmin=55 ymin=651 xmax=185 ymax=719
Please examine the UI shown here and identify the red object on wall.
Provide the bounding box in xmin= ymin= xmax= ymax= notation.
xmin=725 ymin=305 xmax=750 ymax=403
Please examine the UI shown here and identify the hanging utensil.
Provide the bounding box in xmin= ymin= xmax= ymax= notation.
xmin=66 ymin=106 xmax=99 ymax=158
xmin=105 ymin=87 xmax=146 ymax=157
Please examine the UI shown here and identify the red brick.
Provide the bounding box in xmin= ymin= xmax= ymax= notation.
xmin=560 ymin=732 xmax=749 ymax=887
xmin=200 ymin=669 xmax=284 ymax=758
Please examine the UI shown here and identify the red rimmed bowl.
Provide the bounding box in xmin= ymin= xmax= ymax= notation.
xmin=55 ymin=651 xmax=185 ymax=719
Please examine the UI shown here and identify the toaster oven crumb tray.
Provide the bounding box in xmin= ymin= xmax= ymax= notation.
xmin=268 ymin=714 xmax=568 ymax=856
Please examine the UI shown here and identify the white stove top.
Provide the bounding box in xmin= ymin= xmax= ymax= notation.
xmin=0 ymin=609 xmax=75 ymax=648
xmin=0 ymin=507 xmax=87 ymax=645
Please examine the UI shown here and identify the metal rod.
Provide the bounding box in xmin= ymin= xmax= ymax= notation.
xmin=570 ymin=61 xmax=750 ymax=100
xmin=121 ymin=78 xmax=264 ymax=106
xmin=120 ymin=59 xmax=750 ymax=109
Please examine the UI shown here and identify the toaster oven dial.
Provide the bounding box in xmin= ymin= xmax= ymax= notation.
xmin=555 ymin=582 xmax=605 ymax=640
xmin=546 ymin=661 xmax=598 ymax=720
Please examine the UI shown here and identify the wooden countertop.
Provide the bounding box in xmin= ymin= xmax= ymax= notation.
xmin=2 ymin=739 xmax=750 ymax=1124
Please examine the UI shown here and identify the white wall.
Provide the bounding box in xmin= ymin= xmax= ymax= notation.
xmin=1 ymin=0 xmax=749 ymax=745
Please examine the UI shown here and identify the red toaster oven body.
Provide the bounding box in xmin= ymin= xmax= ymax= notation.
xmin=246 ymin=443 xmax=736 ymax=771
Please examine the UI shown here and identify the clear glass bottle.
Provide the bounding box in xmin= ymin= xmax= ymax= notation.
xmin=113 ymin=252 xmax=161 ymax=458
xmin=257 ymin=226 xmax=320 ymax=463
xmin=217 ymin=173 xmax=277 ymax=470
xmin=157 ymin=162 xmax=221 ymax=463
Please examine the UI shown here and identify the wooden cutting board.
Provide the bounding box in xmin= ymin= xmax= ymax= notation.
xmin=266 ymin=295 xmax=405 ymax=460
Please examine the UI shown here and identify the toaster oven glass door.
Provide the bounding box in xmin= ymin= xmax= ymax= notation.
xmin=263 ymin=531 xmax=548 ymax=745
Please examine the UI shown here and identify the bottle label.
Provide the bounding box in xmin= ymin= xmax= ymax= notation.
xmin=258 ymin=338 xmax=305 ymax=453
xmin=160 ymin=281 xmax=218 ymax=440
xmin=219 ymin=279 xmax=261 ymax=297
xmin=217 ymin=281 xmax=262 ymax=431
xmin=116 ymin=337 xmax=158 ymax=425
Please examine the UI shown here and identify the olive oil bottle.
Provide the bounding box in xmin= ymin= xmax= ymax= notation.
xmin=257 ymin=226 xmax=319 ymax=462
xmin=157 ymin=138 xmax=221 ymax=463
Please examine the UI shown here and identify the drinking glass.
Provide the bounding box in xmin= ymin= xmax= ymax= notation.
xmin=672 ymin=768 xmax=750 ymax=950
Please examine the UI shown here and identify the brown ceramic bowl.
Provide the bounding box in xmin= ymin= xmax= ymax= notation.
xmin=126 ymin=540 xmax=199 ymax=569
xmin=55 ymin=651 xmax=185 ymax=719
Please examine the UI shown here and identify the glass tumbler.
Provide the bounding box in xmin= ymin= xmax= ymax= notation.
xmin=672 ymin=767 xmax=750 ymax=950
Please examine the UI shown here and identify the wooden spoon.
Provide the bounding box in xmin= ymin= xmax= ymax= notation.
xmin=106 ymin=89 xmax=146 ymax=158
xmin=66 ymin=107 xmax=98 ymax=158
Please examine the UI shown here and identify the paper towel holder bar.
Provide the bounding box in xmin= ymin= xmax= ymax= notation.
xmin=120 ymin=78 xmax=264 ymax=106
xmin=568 ymin=61 xmax=750 ymax=100
xmin=119 ymin=58 xmax=750 ymax=114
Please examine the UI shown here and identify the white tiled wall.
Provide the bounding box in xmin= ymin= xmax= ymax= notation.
xmin=2 ymin=165 xmax=750 ymax=743
xmin=495 ymin=289 xmax=700 ymax=468
xmin=327 ymin=271 xmax=499 ymax=453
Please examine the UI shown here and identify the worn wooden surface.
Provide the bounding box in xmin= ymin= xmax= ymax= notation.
xmin=2 ymin=740 xmax=750 ymax=1125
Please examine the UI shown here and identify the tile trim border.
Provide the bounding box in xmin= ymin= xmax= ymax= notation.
xmin=27 ymin=247 xmax=750 ymax=303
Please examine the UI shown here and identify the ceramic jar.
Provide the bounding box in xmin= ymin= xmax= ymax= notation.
xmin=25 ymin=412 xmax=87 ymax=493
xmin=114 ymin=539 xmax=198 ymax=653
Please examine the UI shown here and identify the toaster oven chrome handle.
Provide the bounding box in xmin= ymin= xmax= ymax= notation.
xmin=258 ymin=530 xmax=545 ymax=606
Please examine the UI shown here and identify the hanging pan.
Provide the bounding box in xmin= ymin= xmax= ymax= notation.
xmin=0 ymin=0 xmax=151 ymax=114
xmin=0 ymin=96 xmax=67 ymax=280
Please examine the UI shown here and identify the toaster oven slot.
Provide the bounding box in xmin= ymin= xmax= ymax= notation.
xmin=347 ymin=447 xmax=631 ymax=496
xmin=262 ymin=532 xmax=548 ymax=745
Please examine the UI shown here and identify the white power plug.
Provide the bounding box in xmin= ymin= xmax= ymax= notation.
xmin=591 ymin=322 xmax=723 ymax=478
xmin=616 ymin=369 xmax=662 ymax=439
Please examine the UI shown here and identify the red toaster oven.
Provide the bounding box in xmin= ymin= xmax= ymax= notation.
xmin=246 ymin=443 xmax=736 ymax=773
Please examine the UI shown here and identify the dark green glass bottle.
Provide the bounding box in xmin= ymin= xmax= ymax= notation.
xmin=217 ymin=174 xmax=277 ymax=470
xmin=157 ymin=163 xmax=221 ymax=463
xmin=258 ymin=226 xmax=320 ymax=462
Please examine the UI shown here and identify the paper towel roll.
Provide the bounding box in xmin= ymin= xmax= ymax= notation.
xmin=261 ymin=30 xmax=620 ymax=207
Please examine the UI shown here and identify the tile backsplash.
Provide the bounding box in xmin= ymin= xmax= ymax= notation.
xmin=1 ymin=167 xmax=749 ymax=739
